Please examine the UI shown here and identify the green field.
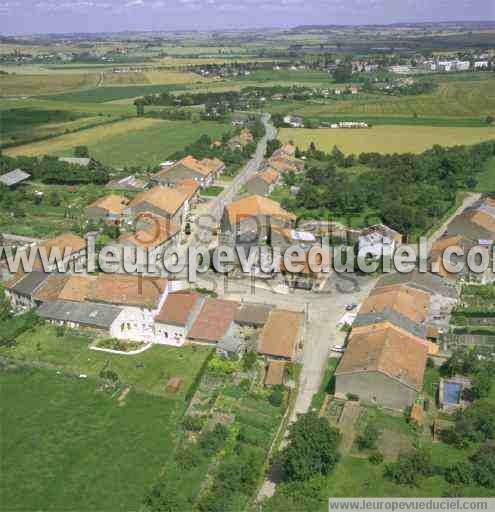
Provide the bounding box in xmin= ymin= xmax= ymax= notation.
xmin=268 ymin=77 xmax=495 ymax=119
xmin=473 ymin=157 xmax=495 ymax=193
xmin=0 ymin=367 xmax=183 ymax=511
xmin=5 ymin=118 xmax=230 ymax=167
xmin=0 ymin=324 xmax=211 ymax=398
xmin=46 ymin=83 xmax=189 ymax=103
xmin=279 ymin=126 xmax=495 ymax=154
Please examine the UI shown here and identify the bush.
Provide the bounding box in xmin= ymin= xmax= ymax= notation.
xmin=199 ymin=424 xmax=229 ymax=456
xmin=369 ymin=451 xmax=384 ymax=465
xmin=268 ymin=385 xmax=284 ymax=407
xmin=445 ymin=461 xmax=475 ymax=485
xmin=242 ymin=351 xmax=257 ymax=371
xmin=182 ymin=415 xmax=205 ymax=432
xmin=357 ymin=423 xmax=381 ymax=451
xmin=346 ymin=393 xmax=359 ymax=402
xmin=384 ymin=449 xmax=433 ymax=487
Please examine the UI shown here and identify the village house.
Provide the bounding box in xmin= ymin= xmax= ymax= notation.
xmin=187 ymin=298 xmax=239 ymax=344
xmin=33 ymin=233 xmax=87 ymax=272
xmin=257 ymin=309 xmax=303 ymax=361
xmin=153 ymin=291 xmax=204 ymax=346
xmin=267 ymin=154 xmax=305 ymax=173
xmin=279 ymin=246 xmax=332 ymax=290
xmin=125 ymin=186 xmax=189 ymax=228
xmin=85 ymin=194 xmax=129 ymax=225
xmin=283 ymin=115 xmax=304 ymax=128
xmin=105 ymin=175 xmax=146 ymax=191
xmin=152 ymin=156 xmax=225 ymax=188
xmin=38 ymin=300 xmax=124 ymax=334
xmin=271 ymin=143 xmax=296 ymax=159
xmin=221 ymin=195 xmax=296 ymax=249
xmin=446 ymin=196 xmax=495 ymax=242
xmin=227 ymin=129 xmax=254 ymax=150
xmin=358 ymin=224 xmax=402 ymax=259
xmin=174 ymin=179 xmax=201 ymax=206
xmin=4 ymin=270 xmax=50 ymax=309
xmin=118 ymin=215 xmax=180 ymax=255
xmin=353 ymin=284 xmax=431 ymax=339
xmin=245 ymin=168 xmax=280 ymax=196
xmin=429 ymin=234 xmax=494 ymax=284
xmin=335 ymin=323 xmax=428 ymax=410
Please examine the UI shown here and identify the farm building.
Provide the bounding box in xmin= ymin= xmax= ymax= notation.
xmin=245 ymin=168 xmax=280 ymax=196
xmin=119 ymin=215 xmax=180 ymax=254
xmin=0 ymin=169 xmax=30 ymax=187
xmin=335 ymin=324 xmax=428 ymax=410
xmin=188 ymin=298 xmax=239 ymax=344
xmin=85 ymin=194 xmax=129 ymax=225
xmin=257 ymin=309 xmax=303 ymax=361
xmin=125 ymin=186 xmax=189 ymax=228
xmin=152 ymin=156 xmax=225 ymax=188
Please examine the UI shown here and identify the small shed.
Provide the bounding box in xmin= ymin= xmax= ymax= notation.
xmin=0 ymin=169 xmax=30 ymax=187
xmin=264 ymin=361 xmax=286 ymax=387
xmin=166 ymin=377 xmax=183 ymax=393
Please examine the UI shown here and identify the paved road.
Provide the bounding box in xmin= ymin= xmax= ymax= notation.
xmin=191 ymin=113 xmax=276 ymax=246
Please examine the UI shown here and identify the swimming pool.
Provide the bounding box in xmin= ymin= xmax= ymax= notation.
xmin=444 ymin=381 xmax=462 ymax=405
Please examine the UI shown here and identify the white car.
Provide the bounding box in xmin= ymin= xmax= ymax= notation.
xmin=331 ymin=344 xmax=346 ymax=353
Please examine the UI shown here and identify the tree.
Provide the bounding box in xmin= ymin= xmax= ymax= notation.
xmin=445 ymin=461 xmax=475 ymax=485
xmin=470 ymin=371 xmax=492 ymax=400
xmin=134 ymin=98 xmax=145 ymax=116
xmin=385 ymin=449 xmax=433 ymax=486
xmin=447 ymin=400 xmax=495 ymax=447
xmin=357 ymin=423 xmax=381 ymax=451
xmin=333 ymin=63 xmax=353 ymax=82
xmin=49 ymin=190 xmax=61 ymax=207
xmin=278 ymin=412 xmax=340 ymax=482
xmin=144 ymin=480 xmax=189 ymax=512
xmin=74 ymin=145 xmax=89 ymax=158
xmin=268 ymin=385 xmax=284 ymax=407
xmin=471 ymin=445 xmax=495 ymax=488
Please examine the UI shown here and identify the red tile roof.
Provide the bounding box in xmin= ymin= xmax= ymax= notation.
xmin=188 ymin=298 xmax=238 ymax=342
xmin=155 ymin=291 xmax=202 ymax=327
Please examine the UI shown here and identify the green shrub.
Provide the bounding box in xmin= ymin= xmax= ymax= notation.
xmin=369 ymin=451 xmax=384 ymax=465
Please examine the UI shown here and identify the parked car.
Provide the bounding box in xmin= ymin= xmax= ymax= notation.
xmin=345 ymin=303 xmax=357 ymax=311
xmin=331 ymin=344 xmax=346 ymax=353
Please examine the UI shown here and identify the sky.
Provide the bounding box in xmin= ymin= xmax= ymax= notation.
xmin=1 ymin=0 xmax=494 ymax=35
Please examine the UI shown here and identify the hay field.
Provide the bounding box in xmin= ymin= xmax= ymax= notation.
xmin=5 ymin=118 xmax=229 ymax=167
xmin=279 ymin=125 xmax=495 ymax=154
xmin=101 ymin=69 xmax=208 ymax=86
xmin=0 ymin=73 xmax=98 ymax=97
xmin=4 ymin=117 xmax=160 ymax=157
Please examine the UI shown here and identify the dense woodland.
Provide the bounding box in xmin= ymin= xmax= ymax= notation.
xmin=282 ymin=140 xmax=495 ymax=236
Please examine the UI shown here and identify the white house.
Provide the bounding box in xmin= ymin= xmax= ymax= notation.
xmin=358 ymin=224 xmax=402 ymax=259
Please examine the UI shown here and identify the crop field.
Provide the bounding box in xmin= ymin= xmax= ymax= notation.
xmin=100 ymin=69 xmax=209 ymax=86
xmin=0 ymin=107 xmax=123 ymax=147
xmin=45 ymin=83 xmax=192 ymax=103
xmin=0 ymin=367 xmax=188 ymax=512
xmin=0 ymin=72 xmax=98 ymax=97
xmin=3 ymin=116 xmax=159 ymax=158
xmin=269 ymin=78 xmax=495 ymax=119
xmin=236 ymin=69 xmax=334 ymax=84
xmin=279 ymin=125 xmax=495 ymax=154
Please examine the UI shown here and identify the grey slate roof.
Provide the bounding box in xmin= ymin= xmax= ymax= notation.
xmin=12 ymin=271 xmax=50 ymax=297
xmin=375 ymin=270 xmax=458 ymax=300
xmin=354 ymin=308 xmax=426 ymax=339
xmin=0 ymin=169 xmax=31 ymax=187
xmin=234 ymin=303 xmax=273 ymax=326
xmin=217 ymin=333 xmax=244 ymax=354
xmin=38 ymin=300 xmax=122 ymax=329
xmin=59 ymin=157 xmax=91 ymax=167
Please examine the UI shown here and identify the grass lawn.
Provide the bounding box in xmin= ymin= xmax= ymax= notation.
xmin=0 ymin=367 xmax=182 ymax=512
xmin=0 ymin=324 xmax=211 ymax=399
xmin=474 ymin=157 xmax=495 ymax=193
xmin=4 ymin=118 xmax=229 ymax=168
xmin=201 ymin=185 xmax=224 ymax=197
xmin=278 ymin=126 xmax=495 ymax=155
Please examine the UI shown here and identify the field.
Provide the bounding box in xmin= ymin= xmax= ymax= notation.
xmin=268 ymin=78 xmax=495 ymax=119
xmin=0 ymin=72 xmax=99 ymax=97
xmin=0 ymin=324 xmax=211 ymax=398
xmin=4 ymin=118 xmax=229 ymax=167
xmin=278 ymin=126 xmax=495 ymax=154
xmin=0 ymin=367 xmax=185 ymax=511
